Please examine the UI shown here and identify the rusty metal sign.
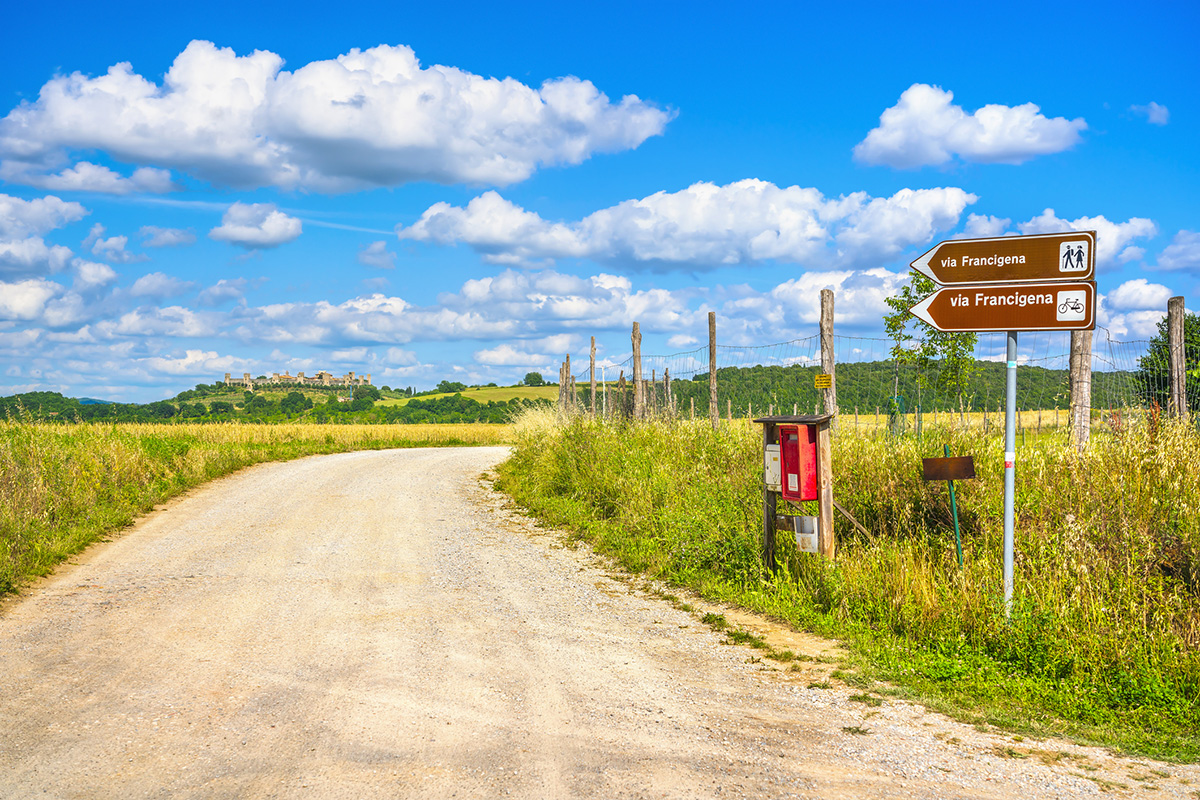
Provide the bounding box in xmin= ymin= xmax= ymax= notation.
xmin=910 ymin=231 xmax=1096 ymax=285
xmin=922 ymin=456 xmax=976 ymax=482
xmin=908 ymin=281 xmax=1095 ymax=332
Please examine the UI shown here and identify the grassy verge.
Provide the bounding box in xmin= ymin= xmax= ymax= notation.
xmin=0 ymin=421 xmax=510 ymax=595
xmin=496 ymin=407 xmax=1200 ymax=761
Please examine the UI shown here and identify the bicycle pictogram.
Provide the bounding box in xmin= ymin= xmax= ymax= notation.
xmin=1058 ymin=297 xmax=1084 ymax=315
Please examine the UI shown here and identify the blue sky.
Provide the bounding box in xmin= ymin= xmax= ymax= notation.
xmin=2 ymin=0 xmax=1197 ymax=401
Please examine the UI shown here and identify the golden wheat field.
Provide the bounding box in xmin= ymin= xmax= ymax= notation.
xmin=0 ymin=421 xmax=512 ymax=593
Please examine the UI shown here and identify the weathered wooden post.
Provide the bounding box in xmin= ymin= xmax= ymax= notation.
xmin=820 ymin=289 xmax=837 ymax=426
xmin=664 ymin=367 xmax=674 ymax=417
xmin=590 ymin=336 xmax=597 ymax=418
xmin=1069 ymin=329 xmax=1093 ymax=451
xmin=565 ymin=354 xmax=572 ymax=411
xmin=1169 ymin=296 xmax=1187 ymax=419
xmin=632 ymin=322 xmax=644 ymax=420
xmin=761 ymin=422 xmax=777 ymax=574
xmin=651 ymin=369 xmax=657 ymax=418
xmin=557 ymin=361 xmax=566 ymax=410
xmin=817 ymin=419 xmax=834 ymax=559
xmin=708 ymin=312 xmax=719 ymax=431
xmin=617 ymin=370 xmax=627 ymax=418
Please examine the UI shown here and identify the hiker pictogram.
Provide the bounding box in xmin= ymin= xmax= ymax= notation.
xmin=1059 ymin=240 xmax=1089 ymax=272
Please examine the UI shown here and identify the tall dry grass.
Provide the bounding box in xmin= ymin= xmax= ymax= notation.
xmin=0 ymin=421 xmax=510 ymax=593
xmin=497 ymin=408 xmax=1200 ymax=758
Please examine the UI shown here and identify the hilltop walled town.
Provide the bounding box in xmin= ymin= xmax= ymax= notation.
xmin=222 ymin=371 xmax=372 ymax=390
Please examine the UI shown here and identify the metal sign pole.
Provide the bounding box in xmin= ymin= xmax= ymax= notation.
xmin=1003 ymin=331 xmax=1017 ymax=617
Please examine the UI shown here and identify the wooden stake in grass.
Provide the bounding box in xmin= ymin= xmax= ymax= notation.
xmin=708 ymin=311 xmax=719 ymax=431
xmin=632 ymin=322 xmax=644 ymax=420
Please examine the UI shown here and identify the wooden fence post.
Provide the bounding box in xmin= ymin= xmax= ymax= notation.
xmin=820 ymin=288 xmax=837 ymax=426
xmin=1169 ymin=296 xmax=1187 ymax=419
xmin=632 ymin=322 xmax=644 ymax=420
xmin=665 ymin=367 xmax=674 ymax=417
xmin=708 ymin=312 xmax=719 ymax=431
xmin=1069 ymin=329 xmax=1093 ymax=451
xmin=761 ymin=422 xmax=777 ymax=574
xmin=818 ymin=420 xmax=835 ymax=560
xmin=565 ymin=354 xmax=573 ymax=411
xmin=589 ymin=336 xmax=597 ymax=418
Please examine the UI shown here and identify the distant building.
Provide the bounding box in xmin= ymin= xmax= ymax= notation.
xmin=223 ymin=371 xmax=372 ymax=390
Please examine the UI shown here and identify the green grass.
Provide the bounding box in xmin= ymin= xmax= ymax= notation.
xmin=0 ymin=421 xmax=510 ymax=596
xmin=376 ymin=385 xmax=559 ymax=407
xmin=496 ymin=406 xmax=1200 ymax=761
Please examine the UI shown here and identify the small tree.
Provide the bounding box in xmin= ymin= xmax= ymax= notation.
xmin=523 ymin=371 xmax=545 ymax=387
xmin=883 ymin=272 xmax=979 ymax=414
xmin=353 ymin=385 xmax=381 ymax=402
xmin=1136 ymin=310 xmax=1200 ymax=414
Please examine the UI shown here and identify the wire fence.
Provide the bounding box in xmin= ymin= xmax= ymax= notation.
xmin=565 ymin=324 xmax=1197 ymax=426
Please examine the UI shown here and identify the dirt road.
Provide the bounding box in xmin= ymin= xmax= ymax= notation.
xmin=1 ymin=447 xmax=1195 ymax=799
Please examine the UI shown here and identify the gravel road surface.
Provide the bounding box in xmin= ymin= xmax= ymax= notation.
xmin=1 ymin=447 xmax=1195 ymax=799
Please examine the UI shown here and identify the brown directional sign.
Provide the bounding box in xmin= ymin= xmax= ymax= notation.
xmin=922 ymin=456 xmax=976 ymax=482
xmin=910 ymin=231 xmax=1095 ymax=285
xmin=908 ymin=281 xmax=1096 ymax=332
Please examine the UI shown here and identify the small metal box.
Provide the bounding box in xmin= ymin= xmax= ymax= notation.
xmin=763 ymin=443 xmax=781 ymax=492
xmin=778 ymin=424 xmax=818 ymax=502
xmin=795 ymin=515 xmax=819 ymax=554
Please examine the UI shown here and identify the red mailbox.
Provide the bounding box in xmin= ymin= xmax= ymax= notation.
xmin=778 ymin=424 xmax=819 ymax=502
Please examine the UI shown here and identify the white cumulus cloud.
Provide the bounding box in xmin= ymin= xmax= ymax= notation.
xmin=0 ymin=193 xmax=88 ymax=238
xmin=139 ymin=226 xmax=196 ymax=247
xmin=82 ymin=223 xmax=145 ymax=263
xmin=357 ymin=240 xmax=396 ymax=269
xmin=1 ymin=161 xmax=175 ymax=194
xmin=0 ymin=236 xmax=75 ymax=277
xmin=1017 ymin=209 xmax=1157 ymax=270
xmin=397 ymin=180 xmax=976 ymax=270
xmin=142 ymin=349 xmax=237 ymax=375
xmin=130 ymin=271 xmax=195 ymax=298
xmin=72 ymin=258 xmax=118 ymax=289
xmin=0 ymin=40 xmax=672 ymax=192
xmin=1105 ymin=278 xmax=1173 ymax=311
xmin=1154 ymin=230 xmax=1200 ymax=272
xmin=1131 ymin=102 xmax=1170 ymax=125
xmin=854 ymin=84 xmax=1087 ymax=168
xmin=473 ymin=343 xmax=552 ymax=367
xmin=197 ymin=277 xmax=250 ymax=306
xmin=0 ymin=278 xmax=61 ymax=320
xmin=209 ymin=202 xmax=302 ymax=249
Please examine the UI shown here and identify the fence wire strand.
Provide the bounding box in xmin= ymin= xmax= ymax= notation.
xmin=566 ymin=323 xmax=1189 ymax=421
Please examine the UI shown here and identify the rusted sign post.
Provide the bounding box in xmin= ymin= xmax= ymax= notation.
xmin=755 ymin=414 xmax=834 ymax=572
xmin=922 ymin=448 xmax=976 ymax=567
xmin=908 ymin=231 xmax=1097 ymax=615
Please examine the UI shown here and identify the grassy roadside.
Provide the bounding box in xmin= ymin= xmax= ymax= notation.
xmin=495 ymin=407 xmax=1200 ymax=761
xmin=0 ymin=421 xmax=510 ymax=595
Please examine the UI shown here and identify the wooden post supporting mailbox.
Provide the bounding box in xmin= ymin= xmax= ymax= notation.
xmin=755 ymin=414 xmax=835 ymax=572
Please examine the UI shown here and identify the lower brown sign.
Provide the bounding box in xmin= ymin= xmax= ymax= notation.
xmin=909 ymin=281 xmax=1095 ymax=332
xmin=922 ymin=456 xmax=976 ymax=481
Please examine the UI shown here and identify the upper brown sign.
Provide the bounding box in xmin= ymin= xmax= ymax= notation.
xmin=910 ymin=231 xmax=1095 ymax=285
xmin=909 ymin=281 xmax=1096 ymax=332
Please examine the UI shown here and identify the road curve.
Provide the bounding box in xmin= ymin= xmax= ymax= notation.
xmin=1 ymin=447 xmax=1193 ymax=799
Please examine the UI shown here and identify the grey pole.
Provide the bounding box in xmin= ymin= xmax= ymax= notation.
xmin=1003 ymin=330 xmax=1017 ymax=617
